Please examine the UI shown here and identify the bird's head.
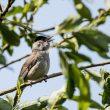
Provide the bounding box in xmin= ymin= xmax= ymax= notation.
xmin=32 ymin=36 xmax=53 ymax=52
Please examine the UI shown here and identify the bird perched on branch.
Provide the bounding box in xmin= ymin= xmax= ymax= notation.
xmin=13 ymin=35 xmax=52 ymax=107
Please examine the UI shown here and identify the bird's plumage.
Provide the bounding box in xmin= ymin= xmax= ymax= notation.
xmin=19 ymin=51 xmax=50 ymax=81
xmin=13 ymin=36 xmax=51 ymax=107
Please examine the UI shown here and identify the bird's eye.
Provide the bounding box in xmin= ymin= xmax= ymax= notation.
xmin=38 ymin=44 xmax=41 ymax=47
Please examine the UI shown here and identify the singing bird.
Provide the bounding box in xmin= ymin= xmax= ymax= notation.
xmin=13 ymin=36 xmax=52 ymax=106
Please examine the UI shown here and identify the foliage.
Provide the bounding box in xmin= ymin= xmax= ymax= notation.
xmin=0 ymin=0 xmax=110 ymax=110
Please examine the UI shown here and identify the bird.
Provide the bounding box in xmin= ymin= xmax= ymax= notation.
xmin=13 ymin=35 xmax=52 ymax=107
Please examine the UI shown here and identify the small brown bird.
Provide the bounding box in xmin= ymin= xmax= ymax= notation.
xmin=13 ymin=36 xmax=52 ymax=107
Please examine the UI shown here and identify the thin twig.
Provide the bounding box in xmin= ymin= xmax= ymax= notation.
xmin=0 ymin=0 xmax=14 ymax=19
xmin=0 ymin=54 xmax=30 ymax=70
xmin=1 ymin=60 xmax=110 ymax=96
xmin=34 ymin=27 xmax=55 ymax=33
xmin=80 ymin=61 xmax=110 ymax=69
xmin=4 ymin=19 xmax=54 ymax=36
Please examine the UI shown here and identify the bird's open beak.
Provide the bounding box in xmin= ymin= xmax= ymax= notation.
xmin=46 ymin=36 xmax=54 ymax=42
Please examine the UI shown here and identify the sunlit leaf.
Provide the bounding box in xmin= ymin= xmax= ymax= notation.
xmin=33 ymin=0 xmax=48 ymax=14
xmin=83 ymin=70 xmax=102 ymax=83
xmin=6 ymin=6 xmax=23 ymax=17
xmin=56 ymin=37 xmax=79 ymax=52
xmin=56 ymin=17 xmax=82 ymax=33
xmin=66 ymin=64 xmax=75 ymax=98
xmin=20 ymin=96 xmax=48 ymax=110
xmin=16 ymin=77 xmax=24 ymax=99
xmin=70 ymin=65 xmax=90 ymax=110
xmin=48 ymin=86 xmax=66 ymax=109
xmin=5 ymin=95 xmax=14 ymax=106
xmin=23 ymin=4 xmax=30 ymax=15
xmin=73 ymin=96 xmax=103 ymax=109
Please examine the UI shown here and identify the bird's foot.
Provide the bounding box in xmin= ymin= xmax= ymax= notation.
xmin=43 ymin=75 xmax=48 ymax=82
xmin=27 ymin=80 xmax=34 ymax=87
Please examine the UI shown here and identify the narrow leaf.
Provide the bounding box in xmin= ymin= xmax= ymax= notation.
xmin=74 ymin=0 xmax=91 ymax=19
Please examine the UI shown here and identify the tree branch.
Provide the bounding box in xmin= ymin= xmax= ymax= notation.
xmin=34 ymin=27 xmax=55 ymax=33
xmin=0 ymin=54 xmax=29 ymax=70
xmin=1 ymin=60 xmax=110 ymax=96
xmin=0 ymin=72 xmax=62 ymax=96
xmin=0 ymin=0 xmax=15 ymax=20
xmin=4 ymin=19 xmax=55 ymax=35
xmin=80 ymin=61 xmax=110 ymax=69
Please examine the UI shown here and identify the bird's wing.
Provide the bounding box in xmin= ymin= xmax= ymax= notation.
xmin=19 ymin=53 xmax=37 ymax=80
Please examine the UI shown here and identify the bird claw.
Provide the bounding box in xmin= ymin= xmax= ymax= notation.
xmin=43 ymin=75 xmax=48 ymax=82
xmin=28 ymin=80 xmax=34 ymax=87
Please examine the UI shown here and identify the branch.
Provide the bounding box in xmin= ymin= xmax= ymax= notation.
xmin=0 ymin=72 xmax=62 ymax=96
xmin=1 ymin=60 xmax=110 ymax=96
xmin=4 ymin=19 xmax=55 ymax=34
xmin=34 ymin=27 xmax=55 ymax=33
xmin=0 ymin=54 xmax=29 ymax=70
xmin=80 ymin=61 xmax=110 ymax=69
xmin=0 ymin=0 xmax=15 ymax=20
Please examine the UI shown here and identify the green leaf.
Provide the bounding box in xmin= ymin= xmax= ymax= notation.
xmin=73 ymin=96 xmax=103 ymax=109
xmin=70 ymin=65 xmax=90 ymax=110
xmin=48 ymin=86 xmax=66 ymax=110
xmin=75 ymin=29 xmax=110 ymax=58
xmin=20 ymin=96 xmax=48 ymax=110
xmin=33 ymin=0 xmax=48 ymax=14
xmin=56 ymin=17 xmax=82 ymax=33
xmin=6 ymin=46 xmax=14 ymax=56
xmin=25 ymin=33 xmax=36 ymax=47
xmin=6 ymin=6 xmax=23 ymax=17
xmin=56 ymin=37 xmax=79 ymax=52
xmin=0 ymin=54 xmax=6 ymax=65
xmin=66 ymin=64 xmax=75 ymax=98
xmin=0 ymin=98 xmax=12 ymax=110
xmin=0 ymin=23 xmax=20 ymax=46
xmin=59 ymin=51 xmax=68 ymax=77
xmin=23 ymin=4 xmax=30 ymax=15
xmin=102 ymin=77 xmax=110 ymax=105
xmin=53 ymin=105 xmax=68 ymax=110
xmin=66 ymin=51 xmax=91 ymax=64
xmin=83 ymin=70 xmax=102 ymax=83
xmin=90 ymin=99 xmax=103 ymax=109
xmin=74 ymin=0 xmax=91 ymax=19
xmin=16 ymin=77 xmax=24 ymax=99
xmin=5 ymin=95 xmax=14 ymax=106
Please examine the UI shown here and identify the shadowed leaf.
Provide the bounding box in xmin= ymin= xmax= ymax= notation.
xmin=0 ymin=23 xmax=20 ymax=46
xmin=74 ymin=0 xmax=91 ymax=19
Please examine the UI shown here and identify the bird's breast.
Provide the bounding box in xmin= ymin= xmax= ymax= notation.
xmin=27 ymin=52 xmax=50 ymax=81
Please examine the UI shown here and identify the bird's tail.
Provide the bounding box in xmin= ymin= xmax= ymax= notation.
xmin=13 ymin=88 xmax=24 ymax=107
